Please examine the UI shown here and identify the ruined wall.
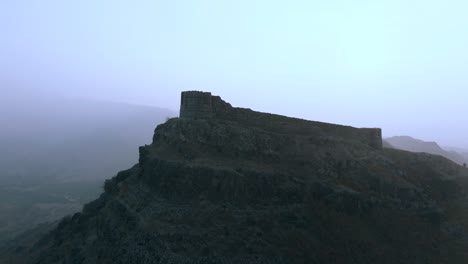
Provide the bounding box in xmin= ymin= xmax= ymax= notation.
xmin=360 ymin=128 xmax=383 ymax=150
xmin=179 ymin=91 xmax=213 ymax=119
xmin=180 ymin=91 xmax=383 ymax=149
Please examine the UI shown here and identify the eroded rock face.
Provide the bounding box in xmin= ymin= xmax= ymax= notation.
xmin=3 ymin=107 xmax=468 ymax=264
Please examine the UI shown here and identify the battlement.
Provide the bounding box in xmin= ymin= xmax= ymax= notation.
xmin=179 ymin=91 xmax=383 ymax=149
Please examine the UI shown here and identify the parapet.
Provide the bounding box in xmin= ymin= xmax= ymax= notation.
xmin=178 ymin=91 xmax=383 ymax=149
xmin=180 ymin=91 xmax=213 ymax=119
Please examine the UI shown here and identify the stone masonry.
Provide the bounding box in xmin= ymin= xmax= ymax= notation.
xmin=179 ymin=91 xmax=383 ymax=149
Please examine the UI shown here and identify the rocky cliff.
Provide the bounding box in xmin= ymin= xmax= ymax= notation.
xmin=2 ymin=93 xmax=468 ymax=264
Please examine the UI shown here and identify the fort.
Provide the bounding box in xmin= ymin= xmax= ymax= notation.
xmin=180 ymin=91 xmax=383 ymax=149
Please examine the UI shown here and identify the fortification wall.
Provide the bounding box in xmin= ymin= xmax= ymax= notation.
xmin=360 ymin=128 xmax=383 ymax=150
xmin=212 ymin=95 xmax=382 ymax=149
xmin=180 ymin=91 xmax=383 ymax=149
xmin=180 ymin=91 xmax=213 ymax=119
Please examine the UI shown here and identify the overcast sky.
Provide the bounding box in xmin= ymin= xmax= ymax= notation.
xmin=1 ymin=0 xmax=467 ymax=148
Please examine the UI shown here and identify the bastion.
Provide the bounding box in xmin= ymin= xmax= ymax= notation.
xmin=180 ymin=91 xmax=213 ymax=119
xmin=179 ymin=91 xmax=383 ymax=149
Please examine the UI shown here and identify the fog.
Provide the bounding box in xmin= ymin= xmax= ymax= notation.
xmin=1 ymin=1 xmax=468 ymax=259
xmin=1 ymin=0 xmax=467 ymax=148
xmin=1 ymin=96 xmax=173 ymax=179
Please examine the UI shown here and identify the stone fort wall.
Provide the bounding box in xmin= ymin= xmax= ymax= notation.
xmin=180 ymin=91 xmax=213 ymax=119
xmin=180 ymin=91 xmax=383 ymax=149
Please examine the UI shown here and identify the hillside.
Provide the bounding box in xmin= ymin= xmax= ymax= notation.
xmin=0 ymin=96 xmax=174 ymax=245
xmin=444 ymin=147 xmax=468 ymax=164
xmin=385 ymin=136 xmax=467 ymax=165
xmin=2 ymin=92 xmax=468 ymax=264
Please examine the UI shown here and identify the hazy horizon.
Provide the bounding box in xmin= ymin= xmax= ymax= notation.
xmin=1 ymin=0 xmax=467 ymax=148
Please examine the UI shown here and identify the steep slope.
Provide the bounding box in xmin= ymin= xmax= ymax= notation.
xmin=3 ymin=93 xmax=468 ymax=264
xmin=386 ymin=136 xmax=467 ymax=165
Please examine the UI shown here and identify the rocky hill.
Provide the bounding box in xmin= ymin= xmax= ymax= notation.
xmin=385 ymin=136 xmax=467 ymax=165
xmin=2 ymin=92 xmax=468 ymax=264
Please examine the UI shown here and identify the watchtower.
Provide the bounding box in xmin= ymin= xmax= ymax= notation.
xmin=179 ymin=91 xmax=213 ymax=119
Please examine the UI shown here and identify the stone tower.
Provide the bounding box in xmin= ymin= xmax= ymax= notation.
xmin=179 ymin=91 xmax=213 ymax=119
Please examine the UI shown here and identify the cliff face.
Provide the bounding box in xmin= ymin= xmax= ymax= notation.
xmin=3 ymin=95 xmax=468 ymax=264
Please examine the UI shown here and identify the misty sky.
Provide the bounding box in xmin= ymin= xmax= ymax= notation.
xmin=1 ymin=0 xmax=467 ymax=148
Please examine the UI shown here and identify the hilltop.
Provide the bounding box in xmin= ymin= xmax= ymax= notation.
xmin=2 ymin=92 xmax=468 ymax=264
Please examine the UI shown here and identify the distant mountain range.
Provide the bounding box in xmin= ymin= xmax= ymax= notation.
xmin=384 ymin=136 xmax=467 ymax=165
xmin=444 ymin=146 xmax=468 ymax=162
